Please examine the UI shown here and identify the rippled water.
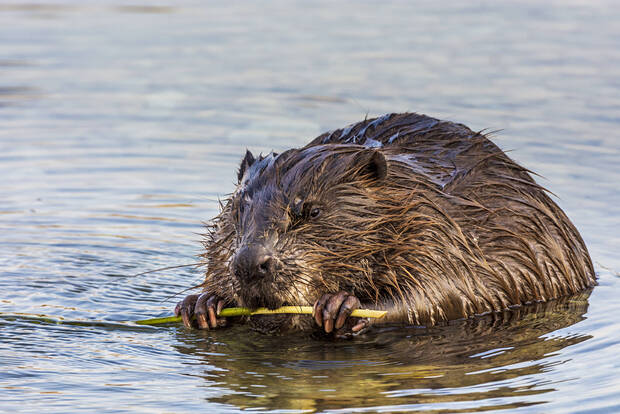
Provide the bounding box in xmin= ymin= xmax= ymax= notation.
xmin=1 ymin=1 xmax=619 ymax=412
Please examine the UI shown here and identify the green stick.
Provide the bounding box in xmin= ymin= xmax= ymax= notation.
xmin=135 ymin=306 xmax=387 ymax=325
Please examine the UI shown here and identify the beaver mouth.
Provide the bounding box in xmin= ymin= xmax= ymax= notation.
xmin=242 ymin=295 xmax=287 ymax=310
xmin=238 ymin=281 xmax=289 ymax=310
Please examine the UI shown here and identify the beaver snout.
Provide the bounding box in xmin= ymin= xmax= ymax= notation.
xmin=233 ymin=243 xmax=277 ymax=282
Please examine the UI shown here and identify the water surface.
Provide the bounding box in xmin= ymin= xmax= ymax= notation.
xmin=1 ymin=1 xmax=619 ymax=412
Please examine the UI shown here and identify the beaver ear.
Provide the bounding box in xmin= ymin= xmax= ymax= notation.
xmin=352 ymin=149 xmax=388 ymax=182
xmin=237 ymin=150 xmax=256 ymax=183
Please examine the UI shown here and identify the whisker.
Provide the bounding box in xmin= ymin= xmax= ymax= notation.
xmin=159 ymin=281 xmax=206 ymax=304
xmin=128 ymin=263 xmax=204 ymax=277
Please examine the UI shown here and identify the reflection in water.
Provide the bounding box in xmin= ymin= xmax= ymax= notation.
xmin=174 ymin=292 xmax=592 ymax=412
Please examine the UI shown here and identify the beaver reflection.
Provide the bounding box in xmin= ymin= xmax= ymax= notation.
xmin=174 ymin=292 xmax=592 ymax=412
xmin=176 ymin=113 xmax=595 ymax=338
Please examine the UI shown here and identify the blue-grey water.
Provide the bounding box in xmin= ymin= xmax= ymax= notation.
xmin=1 ymin=1 xmax=619 ymax=412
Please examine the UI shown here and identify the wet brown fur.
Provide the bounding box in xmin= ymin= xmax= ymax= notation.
xmin=200 ymin=113 xmax=596 ymax=328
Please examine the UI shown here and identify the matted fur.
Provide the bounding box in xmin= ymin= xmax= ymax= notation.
xmin=200 ymin=113 xmax=595 ymax=328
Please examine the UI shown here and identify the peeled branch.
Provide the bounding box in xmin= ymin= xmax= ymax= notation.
xmin=135 ymin=306 xmax=387 ymax=326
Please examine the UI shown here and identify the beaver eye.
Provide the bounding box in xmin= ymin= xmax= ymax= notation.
xmin=309 ymin=207 xmax=321 ymax=218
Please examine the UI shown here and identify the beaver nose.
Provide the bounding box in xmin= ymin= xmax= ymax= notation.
xmin=234 ymin=244 xmax=276 ymax=281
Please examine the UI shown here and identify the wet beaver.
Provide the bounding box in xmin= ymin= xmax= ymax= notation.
xmin=176 ymin=112 xmax=596 ymax=338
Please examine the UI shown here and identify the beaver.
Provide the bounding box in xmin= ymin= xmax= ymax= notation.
xmin=175 ymin=112 xmax=596 ymax=338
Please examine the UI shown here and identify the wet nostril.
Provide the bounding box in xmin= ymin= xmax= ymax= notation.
xmin=234 ymin=244 xmax=276 ymax=281
xmin=257 ymin=256 xmax=274 ymax=274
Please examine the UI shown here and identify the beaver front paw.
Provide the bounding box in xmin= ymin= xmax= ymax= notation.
xmin=174 ymin=293 xmax=227 ymax=330
xmin=312 ymin=291 xmax=370 ymax=339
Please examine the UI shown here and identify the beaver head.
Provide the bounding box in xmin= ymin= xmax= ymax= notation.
xmin=202 ymin=144 xmax=390 ymax=310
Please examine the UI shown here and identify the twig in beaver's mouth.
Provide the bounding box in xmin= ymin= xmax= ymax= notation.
xmin=134 ymin=306 xmax=387 ymax=325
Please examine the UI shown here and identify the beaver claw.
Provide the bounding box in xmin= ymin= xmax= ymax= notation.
xmin=174 ymin=293 xmax=227 ymax=330
xmin=313 ymin=291 xmax=370 ymax=338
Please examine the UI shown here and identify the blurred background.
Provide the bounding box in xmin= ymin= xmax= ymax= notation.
xmin=1 ymin=1 xmax=619 ymax=413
